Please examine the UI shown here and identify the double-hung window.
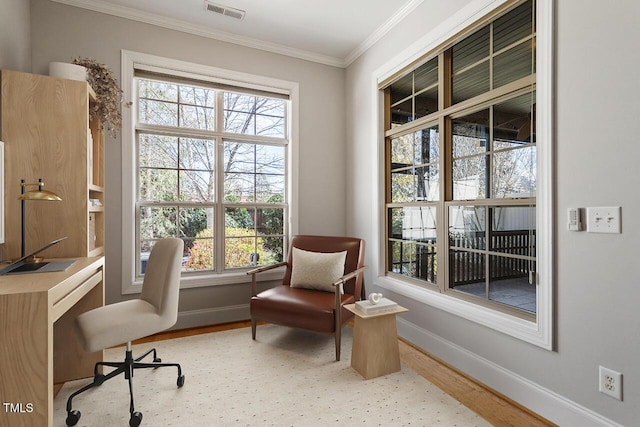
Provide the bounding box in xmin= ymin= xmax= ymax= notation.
xmin=383 ymin=0 xmax=541 ymax=321
xmin=131 ymin=66 xmax=290 ymax=281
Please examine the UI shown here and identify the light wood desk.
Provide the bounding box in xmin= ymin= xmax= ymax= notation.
xmin=345 ymin=303 xmax=408 ymax=380
xmin=0 ymin=257 xmax=105 ymax=427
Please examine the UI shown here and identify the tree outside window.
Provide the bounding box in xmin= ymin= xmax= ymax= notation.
xmin=136 ymin=78 xmax=288 ymax=275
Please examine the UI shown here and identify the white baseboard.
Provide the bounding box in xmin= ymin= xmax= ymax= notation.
xmin=173 ymin=304 xmax=250 ymax=330
xmin=397 ymin=318 xmax=622 ymax=427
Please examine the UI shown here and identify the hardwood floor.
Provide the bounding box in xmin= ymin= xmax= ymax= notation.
xmin=58 ymin=321 xmax=555 ymax=426
xmin=398 ymin=339 xmax=555 ymax=427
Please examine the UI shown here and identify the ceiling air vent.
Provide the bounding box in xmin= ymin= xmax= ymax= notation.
xmin=204 ymin=1 xmax=246 ymax=20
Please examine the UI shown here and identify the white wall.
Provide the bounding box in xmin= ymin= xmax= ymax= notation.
xmin=346 ymin=0 xmax=640 ymax=425
xmin=0 ymin=0 xmax=30 ymax=71
xmin=29 ymin=0 xmax=347 ymax=325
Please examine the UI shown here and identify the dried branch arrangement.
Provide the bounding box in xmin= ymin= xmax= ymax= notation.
xmin=73 ymin=57 xmax=127 ymax=137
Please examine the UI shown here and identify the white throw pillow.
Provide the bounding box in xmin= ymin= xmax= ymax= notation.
xmin=290 ymin=247 xmax=347 ymax=293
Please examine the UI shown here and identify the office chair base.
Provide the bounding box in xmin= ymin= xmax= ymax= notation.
xmin=65 ymin=345 xmax=184 ymax=426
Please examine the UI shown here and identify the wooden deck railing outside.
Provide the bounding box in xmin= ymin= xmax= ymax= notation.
xmin=390 ymin=230 xmax=534 ymax=285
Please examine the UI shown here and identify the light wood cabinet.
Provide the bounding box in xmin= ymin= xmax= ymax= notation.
xmin=0 ymin=69 xmax=105 ymax=259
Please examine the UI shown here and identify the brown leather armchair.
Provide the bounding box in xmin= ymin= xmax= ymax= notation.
xmin=247 ymin=235 xmax=366 ymax=361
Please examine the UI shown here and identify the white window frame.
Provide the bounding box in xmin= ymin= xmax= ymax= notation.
xmin=121 ymin=50 xmax=299 ymax=294
xmin=373 ymin=0 xmax=554 ymax=349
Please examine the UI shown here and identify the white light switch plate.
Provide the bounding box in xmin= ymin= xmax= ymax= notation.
xmin=586 ymin=207 xmax=621 ymax=233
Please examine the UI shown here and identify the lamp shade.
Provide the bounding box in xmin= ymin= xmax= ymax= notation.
xmin=19 ymin=189 xmax=62 ymax=201
xmin=18 ymin=178 xmax=63 ymax=258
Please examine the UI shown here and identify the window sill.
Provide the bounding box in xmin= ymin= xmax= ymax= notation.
xmin=123 ymin=267 xmax=285 ymax=294
xmin=376 ymin=275 xmax=551 ymax=349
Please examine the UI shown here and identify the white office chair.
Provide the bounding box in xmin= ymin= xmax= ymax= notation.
xmin=65 ymin=238 xmax=185 ymax=427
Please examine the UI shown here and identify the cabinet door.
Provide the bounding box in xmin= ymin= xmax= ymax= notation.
xmin=1 ymin=70 xmax=89 ymax=259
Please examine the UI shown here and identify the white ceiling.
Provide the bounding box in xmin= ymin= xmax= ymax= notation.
xmin=51 ymin=0 xmax=424 ymax=67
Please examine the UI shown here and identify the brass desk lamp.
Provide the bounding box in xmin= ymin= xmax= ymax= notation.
xmin=18 ymin=178 xmax=62 ymax=258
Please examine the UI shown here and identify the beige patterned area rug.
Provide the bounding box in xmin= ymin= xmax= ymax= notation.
xmin=54 ymin=325 xmax=490 ymax=426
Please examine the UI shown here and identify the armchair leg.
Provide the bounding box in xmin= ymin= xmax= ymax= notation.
xmin=251 ymin=318 xmax=257 ymax=340
xmin=334 ymin=287 xmax=342 ymax=361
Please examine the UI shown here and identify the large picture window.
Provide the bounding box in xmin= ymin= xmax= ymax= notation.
xmin=125 ymin=57 xmax=293 ymax=283
xmin=135 ymin=75 xmax=287 ymax=275
xmin=383 ymin=0 xmax=538 ymax=319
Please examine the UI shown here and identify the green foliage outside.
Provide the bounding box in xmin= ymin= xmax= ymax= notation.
xmin=184 ymin=226 xmax=282 ymax=270
xmin=183 ymin=228 xmax=213 ymax=270
xmin=184 ymin=193 xmax=284 ymax=270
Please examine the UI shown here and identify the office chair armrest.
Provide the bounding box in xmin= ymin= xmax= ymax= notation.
xmin=246 ymin=261 xmax=288 ymax=296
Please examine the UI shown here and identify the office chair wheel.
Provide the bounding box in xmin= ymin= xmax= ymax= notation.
xmin=129 ymin=411 xmax=143 ymax=427
xmin=177 ymin=374 xmax=185 ymax=388
xmin=65 ymin=409 xmax=81 ymax=426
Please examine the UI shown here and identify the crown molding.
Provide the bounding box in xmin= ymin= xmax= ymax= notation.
xmin=344 ymin=0 xmax=424 ymax=67
xmin=50 ymin=0 xmax=423 ymax=69
xmin=49 ymin=0 xmax=346 ymax=67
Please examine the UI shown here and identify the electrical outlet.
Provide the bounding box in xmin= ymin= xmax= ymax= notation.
xmin=599 ymin=366 xmax=623 ymax=400
xmin=586 ymin=207 xmax=621 ymax=233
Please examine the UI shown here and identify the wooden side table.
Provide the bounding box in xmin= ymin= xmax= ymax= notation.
xmin=344 ymin=303 xmax=408 ymax=380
